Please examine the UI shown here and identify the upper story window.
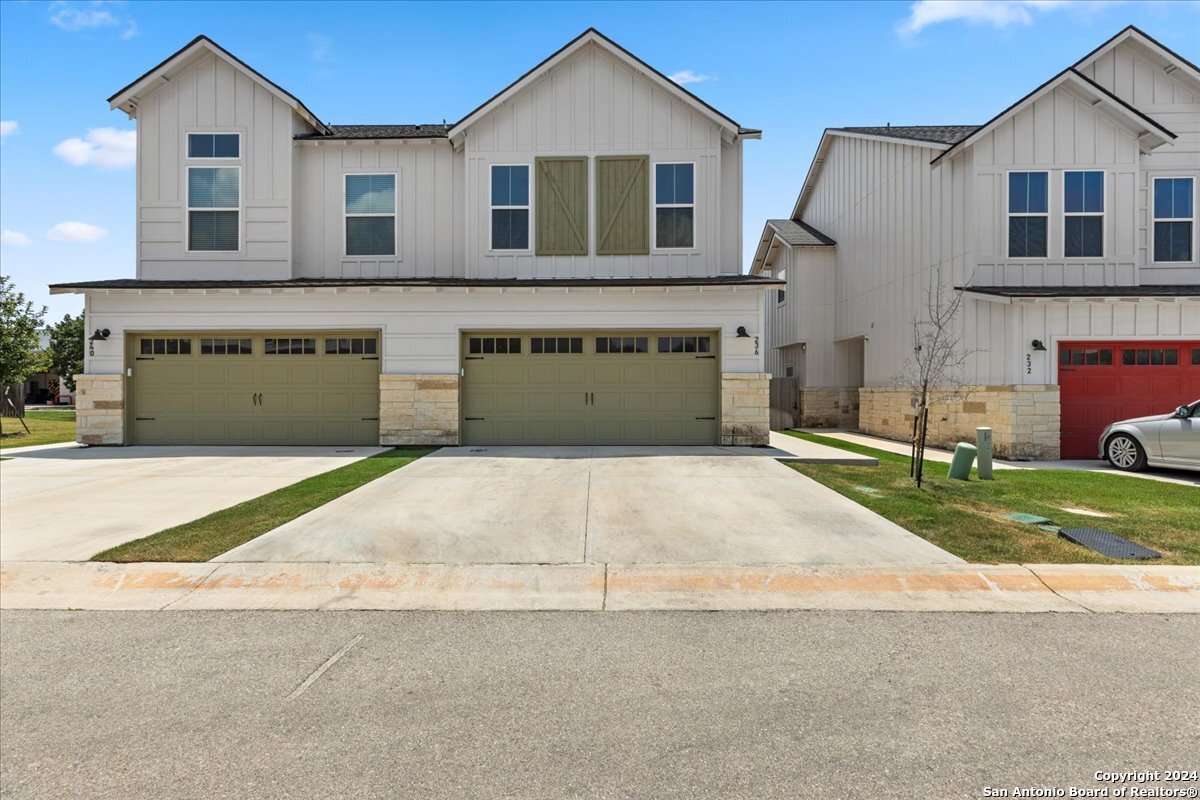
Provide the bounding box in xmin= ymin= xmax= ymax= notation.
xmin=1153 ymin=177 xmax=1194 ymax=263
xmin=187 ymin=167 xmax=239 ymax=252
xmin=1064 ymin=171 xmax=1103 ymax=258
xmin=187 ymin=133 xmax=240 ymax=159
xmin=1008 ymin=171 xmax=1047 ymax=259
xmin=655 ymin=163 xmax=694 ymax=249
xmin=344 ymin=174 xmax=396 ymax=257
xmin=491 ymin=165 xmax=530 ymax=250
xmin=776 ymin=268 xmax=787 ymax=304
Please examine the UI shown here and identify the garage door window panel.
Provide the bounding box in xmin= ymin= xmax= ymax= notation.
xmin=265 ymin=338 xmax=316 ymax=355
xmin=531 ymin=337 xmax=581 ymax=354
xmin=658 ymin=335 xmax=711 ymax=354
xmin=1008 ymin=171 xmax=1047 ymax=258
xmin=596 ymin=336 xmax=647 ymax=354
xmin=469 ymin=336 xmax=522 ymax=355
xmin=325 ymin=337 xmax=377 ymax=355
xmin=1153 ymin=177 xmax=1194 ymax=263
xmin=140 ymin=338 xmax=192 ymax=356
xmin=200 ymin=338 xmax=252 ymax=355
xmin=187 ymin=167 xmax=240 ymax=252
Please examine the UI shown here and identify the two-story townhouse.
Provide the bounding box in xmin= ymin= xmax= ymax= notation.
xmin=53 ymin=29 xmax=777 ymax=448
xmin=752 ymin=26 xmax=1200 ymax=461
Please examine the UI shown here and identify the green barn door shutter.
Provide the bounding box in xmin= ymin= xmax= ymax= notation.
xmin=536 ymin=157 xmax=588 ymax=256
xmin=596 ymin=156 xmax=649 ymax=256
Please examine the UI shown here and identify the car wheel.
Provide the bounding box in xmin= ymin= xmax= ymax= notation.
xmin=1105 ymin=433 xmax=1146 ymax=472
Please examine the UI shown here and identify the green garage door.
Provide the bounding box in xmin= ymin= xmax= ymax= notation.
xmin=129 ymin=332 xmax=380 ymax=445
xmin=462 ymin=330 xmax=719 ymax=446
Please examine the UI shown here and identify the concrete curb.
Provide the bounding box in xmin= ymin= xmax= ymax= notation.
xmin=3 ymin=561 xmax=1198 ymax=612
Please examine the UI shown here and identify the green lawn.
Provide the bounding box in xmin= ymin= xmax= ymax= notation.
xmin=93 ymin=447 xmax=437 ymax=562
xmin=782 ymin=431 xmax=1200 ymax=565
xmin=0 ymin=410 xmax=77 ymax=450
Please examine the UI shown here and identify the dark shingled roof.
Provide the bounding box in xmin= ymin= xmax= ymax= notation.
xmin=767 ymin=219 xmax=836 ymax=247
xmin=50 ymin=275 xmax=783 ymax=292
xmin=298 ymin=124 xmax=452 ymax=140
xmin=961 ymin=285 xmax=1200 ymax=299
xmin=834 ymin=125 xmax=979 ymax=146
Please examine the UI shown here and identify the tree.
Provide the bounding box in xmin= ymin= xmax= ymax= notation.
xmin=0 ymin=275 xmax=48 ymax=423
xmin=895 ymin=266 xmax=973 ymax=488
xmin=47 ymin=313 xmax=85 ymax=393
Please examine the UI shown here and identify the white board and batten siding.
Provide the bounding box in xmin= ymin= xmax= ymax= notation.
xmin=136 ymin=50 xmax=304 ymax=280
xmin=1077 ymin=39 xmax=1200 ymax=286
xmin=84 ymin=288 xmax=766 ymax=376
xmin=291 ymin=141 xmax=464 ymax=279
xmin=463 ymin=42 xmax=739 ymax=280
xmin=763 ymin=245 xmax=838 ymax=385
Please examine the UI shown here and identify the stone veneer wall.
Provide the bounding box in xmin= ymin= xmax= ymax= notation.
xmin=858 ymin=385 xmax=1060 ymax=460
xmin=721 ymin=372 xmax=771 ymax=446
xmin=380 ymin=374 xmax=460 ymax=446
xmin=74 ymin=374 xmax=125 ymax=445
xmin=798 ymin=388 xmax=860 ymax=429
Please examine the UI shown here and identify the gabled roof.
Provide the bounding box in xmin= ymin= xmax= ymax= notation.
xmin=749 ymin=219 xmax=835 ymax=274
xmin=930 ymin=64 xmax=1176 ymax=165
xmin=1074 ymin=25 xmax=1200 ymax=87
xmin=447 ymin=28 xmax=750 ymax=142
xmin=108 ymin=35 xmax=330 ymax=134
xmin=832 ymin=126 xmax=977 ymax=146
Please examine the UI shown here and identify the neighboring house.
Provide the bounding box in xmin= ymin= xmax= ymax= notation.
xmin=20 ymin=332 xmax=71 ymax=406
xmin=52 ymin=30 xmax=776 ymax=447
xmin=751 ymin=26 xmax=1200 ymax=460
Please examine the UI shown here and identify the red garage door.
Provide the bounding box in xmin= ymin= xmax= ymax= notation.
xmin=1059 ymin=341 xmax=1200 ymax=459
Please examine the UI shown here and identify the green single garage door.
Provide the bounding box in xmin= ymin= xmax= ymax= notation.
xmin=462 ymin=330 xmax=719 ymax=446
xmin=129 ymin=332 xmax=380 ymax=445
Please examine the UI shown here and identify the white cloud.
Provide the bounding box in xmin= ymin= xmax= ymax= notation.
xmin=48 ymin=1 xmax=137 ymax=38
xmin=308 ymin=33 xmax=332 ymax=62
xmin=1 ymin=230 xmax=32 ymax=247
xmin=54 ymin=127 xmax=136 ymax=169
xmin=669 ymin=69 xmax=712 ymax=86
xmin=47 ymin=222 xmax=108 ymax=243
xmin=0 ymin=120 xmax=17 ymax=139
xmin=897 ymin=0 xmax=1098 ymax=36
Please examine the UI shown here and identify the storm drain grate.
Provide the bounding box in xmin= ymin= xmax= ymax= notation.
xmin=1038 ymin=524 xmax=1061 ymax=533
xmin=1058 ymin=527 xmax=1161 ymax=560
xmin=1002 ymin=512 xmax=1053 ymax=525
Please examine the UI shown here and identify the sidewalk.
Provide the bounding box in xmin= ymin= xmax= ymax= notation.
xmin=3 ymin=561 xmax=1196 ymax=613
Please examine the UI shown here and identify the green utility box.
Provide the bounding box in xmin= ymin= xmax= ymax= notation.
xmin=947 ymin=443 xmax=977 ymax=481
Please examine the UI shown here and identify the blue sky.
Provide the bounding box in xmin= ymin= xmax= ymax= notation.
xmin=1 ymin=0 xmax=1197 ymax=319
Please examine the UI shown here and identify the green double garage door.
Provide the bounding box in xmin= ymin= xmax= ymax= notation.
xmin=462 ymin=330 xmax=720 ymax=446
xmin=128 ymin=332 xmax=380 ymax=445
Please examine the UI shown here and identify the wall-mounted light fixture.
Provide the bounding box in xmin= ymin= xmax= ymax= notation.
xmin=1031 ymin=339 xmax=1046 ymax=351
xmin=88 ymin=328 xmax=111 ymax=342
xmin=736 ymin=326 xmax=751 ymax=339
xmin=800 ymin=343 xmax=807 ymax=352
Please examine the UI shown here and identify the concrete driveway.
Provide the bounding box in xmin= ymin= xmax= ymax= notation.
xmin=0 ymin=445 xmax=381 ymax=561
xmin=219 ymin=446 xmax=960 ymax=565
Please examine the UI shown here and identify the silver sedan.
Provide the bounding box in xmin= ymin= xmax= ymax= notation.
xmin=1098 ymin=399 xmax=1200 ymax=472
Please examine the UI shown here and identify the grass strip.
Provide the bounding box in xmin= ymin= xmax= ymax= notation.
xmin=0 ymin=411 xmax=78 ymax=449
xmin=92 ymin=447 xmax=437 ymax=562
xmin=782 ymin=431 xmax=1200 ymax=565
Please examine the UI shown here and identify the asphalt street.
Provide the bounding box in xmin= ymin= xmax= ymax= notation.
xmin=1 ymin=610 xmax=1197 ymax=799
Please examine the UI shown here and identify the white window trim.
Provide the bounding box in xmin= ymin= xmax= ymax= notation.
xmin=1063 ymin=170 xmax=1105 ymax=259
xmin=185 ymin=131 xmax=242 ymax=160
xmin=1151 ymin=175 xmax=1197 ymax=264
xmin=185 ymin=165 xmax=242 ymax=254
xmin=342 ymin=172 xmax=399 ymax=259
xmin=1005 ymin=169 xmax=1049 ymax=260
xmin=776 ymin=268 xmax=787 ymax=305
xmin=652 ymin=161 xmax=697 ymax=252
xmin=488 ymin=163 xmax=532 ymax=254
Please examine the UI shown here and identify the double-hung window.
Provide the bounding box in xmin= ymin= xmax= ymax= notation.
xmin=345 ymin=174 xmax=396 ymax=256
xmin=491 ymin=165 xmax=530 ymax=250
xmin=187 ymin=167 xmax=240 ymax=251
xmin=655 ymin=163 xmax=694 ymax=249
xmin=1008 ymin=171 xmax=1047 ymax=258
xmin=776 ymin=268 xmax=787 ymax=304
xmin=1064 ymin=171 xmax=1103 ymax=258
xmin=1153 ymin=177 xmax=1194 ymax=262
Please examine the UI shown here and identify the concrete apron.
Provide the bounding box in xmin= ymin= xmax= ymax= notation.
xmin=2 ymin=562 xmax=1197 ymax=613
